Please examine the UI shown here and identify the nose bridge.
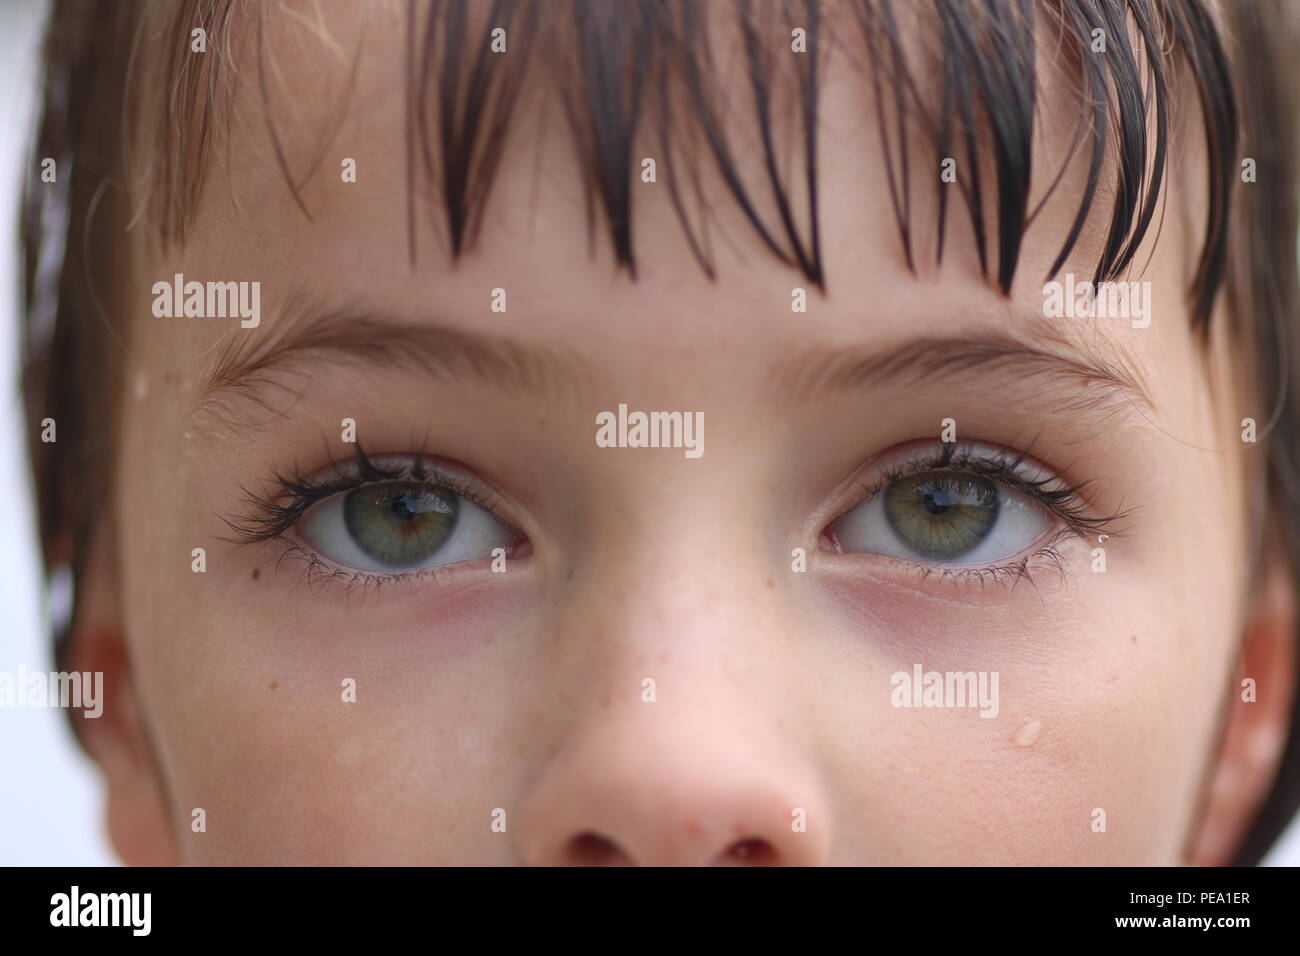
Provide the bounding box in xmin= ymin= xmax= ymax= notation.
xmin=551 ymin=483 xmax=778 ymax=703
xmin=567 ymin=454 xmax=778 ymax=642
xmin=515 ymin=476 xmax=829 ymax=865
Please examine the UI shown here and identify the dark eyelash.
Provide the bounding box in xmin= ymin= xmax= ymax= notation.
xmin=908 ymin=532 xmax=1074 ymax=590
xmin=220 ymin=441 xmax=497 ymax=547
xmin=863 ymin=442 xmax=1132 ymax=543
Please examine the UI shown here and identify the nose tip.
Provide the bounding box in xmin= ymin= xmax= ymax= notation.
xmin=517 ymin=748 xmax=829 ymax=866
xmin=558 ymin=831 xmax=786 ymax=866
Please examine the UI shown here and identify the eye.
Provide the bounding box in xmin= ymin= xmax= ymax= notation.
xmin=828 ymin=468 xmax=1054 ymax=564
xmin=295 ymin=480 xmax=518 ymax=573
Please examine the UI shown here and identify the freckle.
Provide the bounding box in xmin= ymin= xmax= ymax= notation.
xmin=684 ymin=819 xmax=703 ymax=836
xmin=766 ymin=577 xmax=774 ymax=589
xmin=252 ymin=568 xmax=260 ymax=580
xmin=1130 ymin=634 xmax=1138 ymax=644
xmin=1013 ymin=720 xmax=1042 ymax=747
xmin=269 ymin=680 xmax=278 ymax=691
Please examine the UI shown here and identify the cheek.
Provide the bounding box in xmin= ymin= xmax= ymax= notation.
xmin=134 ymin=618 xmax=543 ymax=865
xmin=813 ymin=541 xmax=1238 ymax=863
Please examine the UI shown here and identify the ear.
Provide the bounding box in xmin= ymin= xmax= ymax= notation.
xmin=67 ymin=529 xmax=179 ymax=866
xmin=1190 ymin=553 xmax=1297 ymax=866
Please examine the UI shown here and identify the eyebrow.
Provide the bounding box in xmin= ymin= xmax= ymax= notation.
xmin=773 ymin=321 xmax=1156 ymax=414
xmin=196 ymin=307 xmax=586 ymax=418
xmin=198 ymin=304 xmax=1154 ymax=424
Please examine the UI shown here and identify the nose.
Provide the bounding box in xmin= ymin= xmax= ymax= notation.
xmin=516 ymin=715 xmax=831 ymax=866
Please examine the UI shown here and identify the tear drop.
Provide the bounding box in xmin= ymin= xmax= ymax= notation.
xmin=1013 ymin=720 xmax=1042 ymax=747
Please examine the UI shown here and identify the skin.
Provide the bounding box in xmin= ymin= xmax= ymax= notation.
xmin=72 ymin=1 xmax=1295 ymax=865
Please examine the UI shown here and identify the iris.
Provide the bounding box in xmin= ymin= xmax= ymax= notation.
xmin=883 ymin=471 xmax=999 ymax=560
xmin=342 ymin=482 xmax=458 ymax=567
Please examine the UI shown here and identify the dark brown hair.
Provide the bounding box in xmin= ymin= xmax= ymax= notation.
xmin=20 ymin=0 xmax=1300 ymax=864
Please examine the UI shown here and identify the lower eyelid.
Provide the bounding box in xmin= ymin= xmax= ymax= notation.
xmin=816 ymin=530 xmax=1080 ymax=596
xmin=268 ymin=540 xmax=525 ymax=594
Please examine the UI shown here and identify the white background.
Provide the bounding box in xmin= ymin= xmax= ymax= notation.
xmin=0 ymin=0 xmax=115 ymax=866
xmin=0 ymin=0 xmax=1296 ymax=867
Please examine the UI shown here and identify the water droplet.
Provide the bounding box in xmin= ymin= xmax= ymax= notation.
xmin=133 ymin=372 xmax=148 ymax=400
xmin=1013 ymin=720 xmax=1042 ymax=747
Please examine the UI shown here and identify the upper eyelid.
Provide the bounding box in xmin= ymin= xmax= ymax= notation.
xmin=296 ymin=455 xmax=444 ymax=493
xmin=827 ymin=440 xmax=1121 ymax=540
xmin=880 ymin=451 xmax=1058 ymax=499
xmin=298 ymin=457 xmax=517 ymax=528
xmin=297 ymin=452 xmax=508 ymax=506
xmin=849 ymin=442 xmax=1058 ymax=504
xmin=223 ymin=452 xmax=522 ymax=548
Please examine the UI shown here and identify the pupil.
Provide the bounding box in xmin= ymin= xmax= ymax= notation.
xmin=391 ymin=492 xmax=417 ymax=520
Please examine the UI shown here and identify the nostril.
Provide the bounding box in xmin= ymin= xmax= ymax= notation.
xmin=567 ymin=832 xmax=632 ymax=866
xmin=721 ymin=837 xmax=779 ymax=866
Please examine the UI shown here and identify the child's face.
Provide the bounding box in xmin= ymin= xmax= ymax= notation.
xmin=91 ymin=2 xmax=1280 ymax=864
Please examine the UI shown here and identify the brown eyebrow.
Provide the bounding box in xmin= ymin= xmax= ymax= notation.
xmin=773 ymin=322 xmax=1156 ymax=414
xmin=197 ymin=299 xmax=1153 ymax=427
xmin=195 ymin=306 xmax=587 ymax=422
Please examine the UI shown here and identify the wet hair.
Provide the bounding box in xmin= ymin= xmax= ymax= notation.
xmin=19 ymin=0 xmax=1300 ymax=864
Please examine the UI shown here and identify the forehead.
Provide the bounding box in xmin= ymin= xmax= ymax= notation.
xmin=135 ymin=0 xmax=1210 ymax=380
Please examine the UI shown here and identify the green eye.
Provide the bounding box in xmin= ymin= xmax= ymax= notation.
xmin=883 ymin=471 xmax=999 ymax=560
xmin=342 ymin=482 xmax=458 ymax=566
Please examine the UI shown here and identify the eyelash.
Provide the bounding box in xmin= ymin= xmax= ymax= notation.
xmin=830 ymin=442 xmax=1130 ymax=587
xmin=223 ymin=443 xmax=521 ymax=591
xmin=225 ymin=440 xmax=1125 ymax=593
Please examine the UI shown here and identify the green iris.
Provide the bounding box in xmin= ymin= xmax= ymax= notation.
xmin=343 ymin=482 xmax=458 ymax=567
xmin=883 ymin=471 xmax=999 ymax=560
